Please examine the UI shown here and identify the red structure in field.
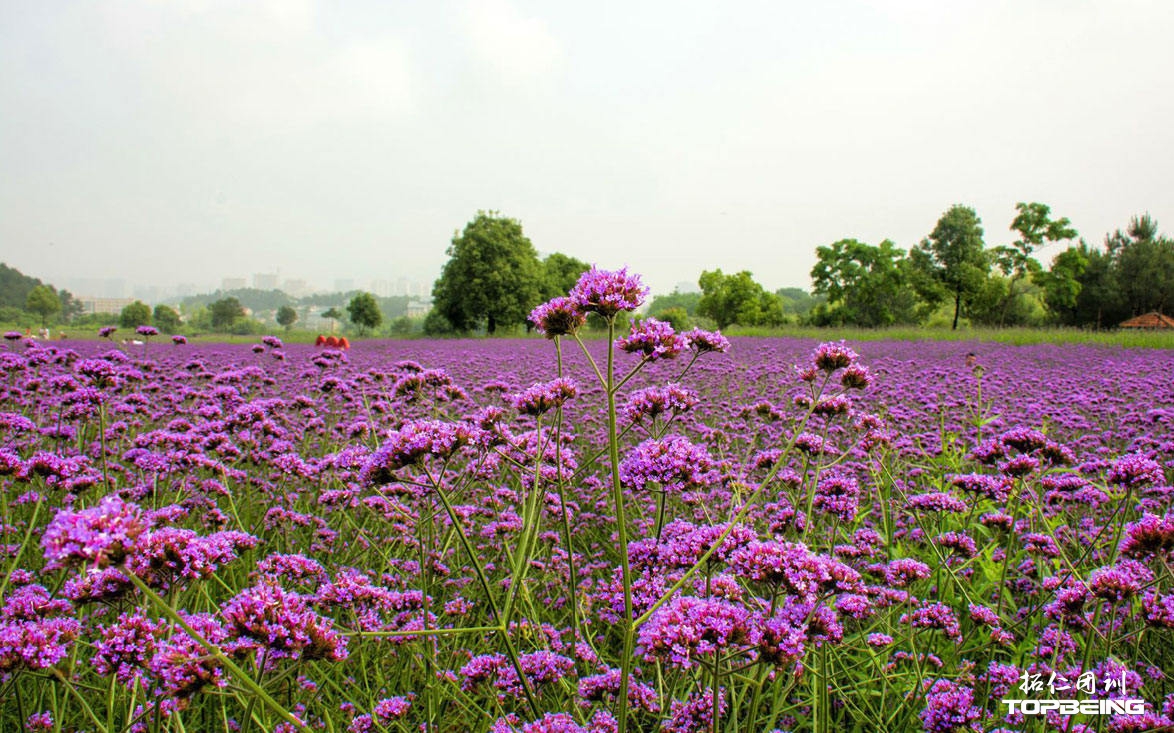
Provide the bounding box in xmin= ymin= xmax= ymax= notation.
xmin=316 ymin=334 xmax=351 ymax=349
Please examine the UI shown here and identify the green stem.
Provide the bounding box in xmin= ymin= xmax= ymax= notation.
xmin=604 ymin=318 xmax=637 ymax=733
xmin=123 ymin=571 xmax=308 ymax=732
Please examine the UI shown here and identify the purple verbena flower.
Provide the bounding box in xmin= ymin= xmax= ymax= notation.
xmin=568 ymin=266 xmax=649 ymax=318
xmin=42 ymin=495 xmax=151 ymax=569
xmin=529 ymin=297 xmax=586 ymax=337
xmin=616 ymin=318 xmax=687 ymax=361
xmin=507 ymin=379 xmax=577 ymax=416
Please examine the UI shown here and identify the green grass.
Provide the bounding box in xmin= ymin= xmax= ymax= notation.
xmin=8 ymin=322 xmax=1174 ymax=349
xmin=723 ymin=324 xmax=1174 ymax=348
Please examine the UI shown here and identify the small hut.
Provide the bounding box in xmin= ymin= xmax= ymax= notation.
xmin=1120 ymin=311 xmax=1174 ymax=329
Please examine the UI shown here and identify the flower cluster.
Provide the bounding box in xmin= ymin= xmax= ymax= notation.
xmin=619 ymin=435 xmax=719 ymax=492
xmin=529 ymin=297 xmax=586 ymax=338
xmin=616 ymin=318 xmax=687 ymax=361
xmin=638 ymin=595 xmax=757 ymax=669
xmin=360 ymin=419 xmax=480 ymax=484
xmin=42 ymin=495 xmax=151 ymax=569
xmin=507 ymin=378 xmax=578 ymax=416
xmin=567 ymin=266 xmax=649 ymax=318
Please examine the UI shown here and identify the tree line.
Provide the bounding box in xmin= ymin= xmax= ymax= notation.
xmin=5 ymin=204 xmax=1172 ymax=336
xmin=644 ymin=204 xmax=1173 ymax=331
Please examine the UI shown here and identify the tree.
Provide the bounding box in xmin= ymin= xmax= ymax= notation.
xmin=58 ymin=290 xmax=84 ymax=322
xmin=321 ymin=307 xmax=343 ymax=333
xmin=119 ymin=300 xmax=152 ymax=329
xmin=648 ymin=290 xmax=703 ymax=317
xmin=540 ymin=253 xmax=590 ymax=301
xmin=210 ymin=297 xmax=246 ymax=331
xmin=347 ymin=292 xmax=382 ymax=335
xmin=153 ymin=304 xmax=182 ymax=334
xmin=989 ymin=202 xmax=1077 ymax=325
xmin=1110 ymin=214 xmax=1174 ymax=317
xmin=911 ymin=205 xmax=990 ymax=330
xmin=432 ymin=211 xmax=544 ymax=334
xmin=810 ymin=239 xmax=918 ymax=326
xmin=25 ymin=285 xmax=61 ymax=327
xmin=1038 ymin=244 xmax=1089 ymax=322
xmin=697 ymin=269 xmax=783 ymax=330
xmin=276 ymin=305 xmax=298 ymax=331
xmin=776 ymin=288 xmax=822 ymax=319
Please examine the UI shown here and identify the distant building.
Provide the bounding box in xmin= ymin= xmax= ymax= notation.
xmin=221 ymin=277 xmax=247 ymax=291
xmin=253 ymin=273 xmax=279 ymax=290
xmin=406 ymin=299 xmax=432 ymax=318
xmin=80 ymin=297 xmax=135 ymax=315
xmin=133 ymin=285 xmax=162 ymax=303
xmin=371 ymin=279 xmax=393 ymax=298
xmin=283 ymin=279 xmax=311 ymax=298
xmin=1120 ymin=311 xmax=1174 ymax=329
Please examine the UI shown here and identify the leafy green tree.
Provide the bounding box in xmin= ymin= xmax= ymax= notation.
xmin=697 ymin=270 xmax=783 ymax=330
xmin=810 ymin=239 xmax=919 ymax=326
xmin=0 ymin=263 xmax=46 ymax=309
xmin=911 ymin=205 xmax=990 ymax=330
xmin=653 ymin=306 xmax=691 ymax=331
xmin=540 ymin=253 xmax=590 ymax=301
xmin=423 ymin=309 xmax=455 ymax=336
xmin=1038 ymin=244 xmax=1090 ymax=322
xmin=1070 ymin=244 xmax=1122 ymax=328
xmin=390 ymin=316 xmax=414 ymax=336
xmin=776 ymin=288 xmax=822 ymax=319
xmin=321 ymin=307 xmax=343 ymax=333
xmin=347 ymin=292 xmax=383 ymax=335
xmin=1110 ymin=214 xmax=1174 ymax=317
xmin=25 ymin=285 xmax=61 ymax=327
xmin=210 ymin=297 xmax=246 ymax=331
xmin=119 ymin=300 xmax=152 ymax=329
xmin=153 ymin=304 xmax=182 ymax=334
xmin=988 ymin=203 xmax=1077 ymax=325
xmin=648 ymin=290 xmax=702 ymax=318
xmin=59 ymin=290 xmax=84 ymax=322
xmin=276 ymin=305 xmax=298 ymax=331
xmin=432 ymin=211 xmax=544 ymax=334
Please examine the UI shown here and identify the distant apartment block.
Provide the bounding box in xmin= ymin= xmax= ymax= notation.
xmin=406 ymin=299 xmax=432 ymax=318
xmin=221 ymin=277 xmax=247 ymax=291
xmin=253 ymin=273 xmax=279 ymax=290
xmin=371 ymin=279 xmax=393 ymax=298
xmin=80 ymin=297 xmax=135 ymax=315
xmin=282 ymin=279 xmax=312 ymax=298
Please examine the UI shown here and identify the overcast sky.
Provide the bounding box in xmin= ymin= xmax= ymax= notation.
xmin=2 ymin=0 xmax=1173 ymax=297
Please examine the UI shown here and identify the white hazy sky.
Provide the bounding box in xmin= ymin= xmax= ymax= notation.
xmin=2 ymin=0 xmax=1173 ymax=297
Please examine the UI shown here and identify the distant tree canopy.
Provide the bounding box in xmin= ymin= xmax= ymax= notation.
xmin=347 ymin=292 xmax=382 ymax=335
xmin=775 ymin=288 xmax=821 ymax=318
xmin=153 ymin=304 xmax=181 ymax=334
xmin=910 ymin=205 xmax=990 ymax=330
xmin=181 ymin=288 xmax=292 ymax=313
xmin=210 ymin=297 xmax=246 ymax=331
xmin=696 ymin=269 xmax=784 ymax=330
xmin=25 ymin=285 xmax=61 ymax=327
xmin=276 ymin=305 xmax=298 ymax=330
xmin=432 ymin=211 xmax=545 ymax=334
xmin=648 ymin=290 xmax=702 ymax=318
xmin=810 ymin=239 xmax=918 ymax=327
xmin=1 ymin=263 xmax=81 ymax=325
xmin=119 ymin=300 xmax=152 ymax=329
xmin=541 ymin=253 xmax=590 ymax=302
xmin=1040 ymin=214 xmax=1174 ymax=328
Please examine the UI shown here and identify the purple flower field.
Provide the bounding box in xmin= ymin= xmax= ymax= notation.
xmin=2 ymin=286 xmax=1174 ymax=731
